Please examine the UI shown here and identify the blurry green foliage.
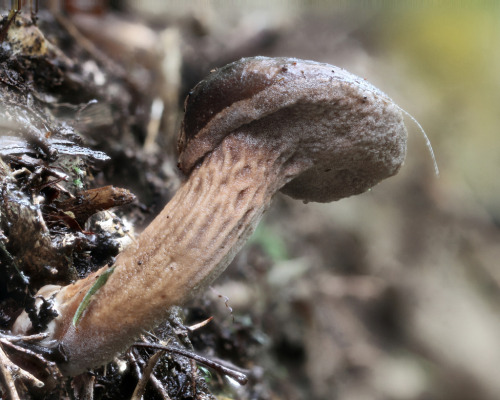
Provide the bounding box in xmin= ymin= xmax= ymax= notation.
xmin=249 ymin=223 xmax=288 ymax=262
xmin=375 ymin=3 xmax=500 ymax=213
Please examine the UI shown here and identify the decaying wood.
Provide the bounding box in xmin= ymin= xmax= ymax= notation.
xmin=55 ymin=185 xmax=135 ymax=226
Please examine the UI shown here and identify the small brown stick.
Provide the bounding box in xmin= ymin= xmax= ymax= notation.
xmin=149 ymin=374 xmax=172 ymax=400
xmin=189 ymin=358 xmax=197 ymax=396
xmin=55 ymin=186 xmax=135 ymax=225
xmin=0 ymin=332 xmax=49 ymax=343
xmin=0 ymin=343 xmax=21 ymax=400
xmin=127 ymin=350 xmax=143 ymax=380
xmin=127 ymin=346 xmax=171 ymax=398
xmin=0 ymin=338 xmax=57 ymax=377
xmin=131 ymin=350 xmax=165 ymax=400
xmin=132 ymin=343 xmax=248 ymax=385
xmin=185 ymin=317 xmax=213 ymax=332
xmin=0 ymin=341 xmax=45 ymax=392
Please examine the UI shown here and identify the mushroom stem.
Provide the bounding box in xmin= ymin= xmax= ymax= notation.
xmin=13 ymin=56 xmax=408 ymax=376
xmin=44 ymin=131 xmax=296 ymax=375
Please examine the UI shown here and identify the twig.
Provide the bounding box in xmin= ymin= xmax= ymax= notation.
xmin=127 ymin=350 xmax=143 ymax=380
xmin=185 ymin=317 xmax=213 ymax=332
xmin=132 ymin=343 xmax=248 ymax=385
xmin=0 ymin=341 xmax=45 ymax=397
xmin=0 ymin=332 xmax=49 ymax=343
xmin=131 ymin=350 xmax=165 ymax=400
xmin=189 ymin=359 xmax=197 ymax=396
xmin=0 ymin=343 xmax=21 ymax=400
xmin=128 ymin=346 xmax=171 ymax=399
xmin=0 ymin=333 xmax=54 ymax=391
xmin=0 ymin=338 xmax=58 ymax=376
xmin=55 ymin=186 xmax=136 ymax=226
xmin=150 ymin=374 xmax=172 ymax=400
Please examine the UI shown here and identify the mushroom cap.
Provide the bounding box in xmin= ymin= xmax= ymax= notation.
xmin=178 ymin=56 xmax=407 ymax=202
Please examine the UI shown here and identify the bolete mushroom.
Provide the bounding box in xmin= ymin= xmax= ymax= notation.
xmin=13 ymin=56 xmax=407 ymax=376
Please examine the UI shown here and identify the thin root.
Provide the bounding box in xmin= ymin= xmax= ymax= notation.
xmin=399 ymin=107 xmax=440 ymax=176
xmin=0 ymin=337 xmax=60 ymax=382
xmin=0 ymin=342 xmax=44 ymax=400
xmin=131 ymin=349 xmax=165 ymax=400
xmin=133 ymin=341 xmax=248 ymax=385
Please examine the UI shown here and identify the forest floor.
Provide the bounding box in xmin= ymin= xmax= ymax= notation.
xmin=1 ymin=3 xmax=500 ymax=400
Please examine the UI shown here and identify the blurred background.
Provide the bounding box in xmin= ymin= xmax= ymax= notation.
xmin=77 ymin=1 xmax=500 ymax=399
xmin=4 ymin=1 xmax=500 ymax=399
xmin=137 ymin=1 xmax=500 ymax=399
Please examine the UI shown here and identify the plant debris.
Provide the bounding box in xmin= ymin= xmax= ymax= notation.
xmin=0 ymin=7 xmax=214 ymax=400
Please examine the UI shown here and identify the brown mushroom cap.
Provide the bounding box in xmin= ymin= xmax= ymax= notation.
xmin=178 ymin=56 xmax=407 ymax=202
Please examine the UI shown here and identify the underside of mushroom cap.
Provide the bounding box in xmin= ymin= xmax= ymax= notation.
xmin=178 ymin=56 xmax=407 ymax=202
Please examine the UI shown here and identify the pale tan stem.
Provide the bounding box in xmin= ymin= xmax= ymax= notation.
xmin=50 ymin=132 xmax=295 ymax=375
